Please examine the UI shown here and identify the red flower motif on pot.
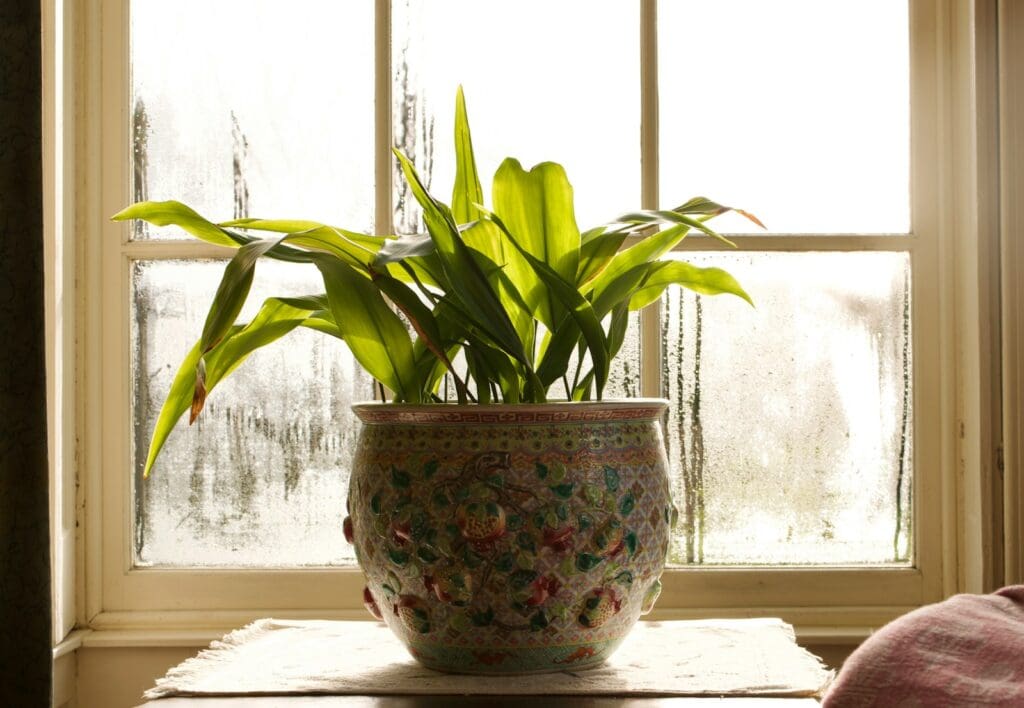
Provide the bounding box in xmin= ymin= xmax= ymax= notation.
xmin=343 ymin=516 xmax=355 ymax=544
xmin=542 ymin=525 xmax=574 ymax=553
xmin=524 ymin=576 xmax=562 ymax=607
xmin=424 ymin=570 xmax=473 ymax=606
xmin=362 ymin=586 xmax=382 ymax=620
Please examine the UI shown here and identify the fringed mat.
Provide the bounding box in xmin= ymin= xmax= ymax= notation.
xmin=146 ymin=618 xmax=833 ymax=700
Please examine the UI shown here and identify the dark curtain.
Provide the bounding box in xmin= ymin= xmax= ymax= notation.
xmin=0 ymin=0 xmax=54 ymax=705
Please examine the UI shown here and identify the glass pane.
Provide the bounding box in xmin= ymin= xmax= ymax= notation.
xmin=130 ymin=0 xmax=375 ymax=237
xmin=659 ymin=1 xmax=910 ymax=234
xmin=393 ymin=0 xmax=639 ymax=233
xmin=662 ymin=252 xmax=912 ymax=565
xmin=132 ymin=260 xmax=375 ymax=567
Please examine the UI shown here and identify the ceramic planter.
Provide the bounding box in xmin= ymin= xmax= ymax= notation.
xmin=344 ymin=400 xmax=673 ymax=674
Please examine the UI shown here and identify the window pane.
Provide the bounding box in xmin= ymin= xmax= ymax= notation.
xmin=662 ymin=252 xmax=912 ymax=565
xmin=659 ymin=1 xmax=910 ymax=234
xmin=130 ymin=0 xmax=375 ymax=237
xmin=393 ymin=0 xmax=639 ymax=233
xmin=132 ymin=260 xmax=374 ymax=567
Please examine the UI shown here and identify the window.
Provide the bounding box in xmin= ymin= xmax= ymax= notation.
xmin=84 ymin=0 xmax=980 ymax=629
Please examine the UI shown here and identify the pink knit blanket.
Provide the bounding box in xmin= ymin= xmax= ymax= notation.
xmin=824 ymin=586 xmax=1024 ymax=707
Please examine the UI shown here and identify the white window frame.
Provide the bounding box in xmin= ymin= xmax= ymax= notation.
xmin=66 ymin=0 xmax=1010 ymax=642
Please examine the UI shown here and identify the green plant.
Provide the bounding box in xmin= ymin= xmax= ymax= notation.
xmin=115 ymin=89 xmax=761 ymax=478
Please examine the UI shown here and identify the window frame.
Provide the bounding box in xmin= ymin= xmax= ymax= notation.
xmin=74 ymin=0 xmax=1001 ymax=637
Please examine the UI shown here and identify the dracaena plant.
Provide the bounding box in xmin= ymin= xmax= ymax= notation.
xmin=115 ymin=88 xmax=761 ymax=478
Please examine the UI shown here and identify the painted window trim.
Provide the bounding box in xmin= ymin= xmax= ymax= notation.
xmin=64 ymin=0 xmax=1007 ymax=633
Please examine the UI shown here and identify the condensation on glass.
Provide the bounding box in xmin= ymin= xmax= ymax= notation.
xmin=131 ymin=260 xmax=375 ymax=567
xmin=391 ymin=0 xmax=639 ymax=234
xmin=662 ymin=252 xmax=913 ymax=565
xmin=658 ymin=0 xmax=910 ymax=234
xmin=129 ymin=0 xmax=375 ymax=238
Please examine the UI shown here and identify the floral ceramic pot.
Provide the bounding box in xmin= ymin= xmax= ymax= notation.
xmin=345 ymin=400 xmax=673 ymax=675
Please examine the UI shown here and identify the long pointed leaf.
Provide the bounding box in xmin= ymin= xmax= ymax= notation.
xmin=482 ymin=210 xmax=609 ymax=397
xmin=452 ymin=86 xmax=485 ymax=224
xmin=627 ymin=260 xmax=754 ymax=310
xmin=393 ymin=149 xmax=531 ymax=369
xmin=492 ymin=158 xmax=580 ymax=327
xmin=315 ymin=255 xmax=422 ymax=402
xmin=144 ymin=297 xmax=321 ymax=477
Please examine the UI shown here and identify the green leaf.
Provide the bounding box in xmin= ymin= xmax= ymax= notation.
xmin=575 ymin=553 xmax=603 ymax=572
xmin=141 ymin=297 xmax=321 ymax=477
xmin=314 ymin=255 xmax=422 ymax=402
xmin=516 ymin=552 xmax=535 ymax=570
xmin=535 ymin=462 xmax=549 ymax=479
xmin=510 ymin=569 xmax=538 ymax=589
xmin=388 ymin=549 xmax=410 ymax=566
xmin=549 ymin=483 xmax=575 ymax=499
xmin=391 ymin=466 xmax=411 ymax=488
xmin=495 ymin=552 xmax=516 ymax=573
xmin=529 ymin=609 xmax=549 ymax=631
xmin=417 ymin=546 xmax=439 ymax=563
xmin=583 ymin=484 xmax=604 ymax=507
xmin=392 ymin=149 xmax=533 ymax=373
xmin=112 ymin=200 xmax=241 ymax=248
xmin=624 ymin=531 xmax=638 ymax=556
xmin=577 ymin=226 xmax=630 ymax=285
xmin=627 ymin=260 xmax=754 ymax=309
xmin=470 ymin=608 xmax=494 ymax=627
xmin=423 ymin=460 xmax=439 ymax=478
xmin=604 ymin=467 xmax=620 ymax=492
xmin=516 ymin=531 xmax=537 ymax=553
xmin=492 ymin=158 xmax=580 ymax=327
xmin=452 ymin=86 xmax=485 ymax=225
xmin=548 ymin=461 xmax=566 ymax=483
xmin=482 ymin=209 xmax=609 ymax=397
xmin=614 ymin=570 xmax=634 ymax=586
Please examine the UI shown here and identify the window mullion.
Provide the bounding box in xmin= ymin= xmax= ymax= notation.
xmin=375 ymin=0 xmax=393 ymax=236
xmin=640 ymin=0 xmax=661 ymax=398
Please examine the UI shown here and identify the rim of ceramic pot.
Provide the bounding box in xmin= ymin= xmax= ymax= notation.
xmin=352 ymin=398 xmax=669 ymax=425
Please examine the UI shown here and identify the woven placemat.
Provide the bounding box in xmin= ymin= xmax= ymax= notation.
xmin=146 ymin=618 xmax=833 ymax=699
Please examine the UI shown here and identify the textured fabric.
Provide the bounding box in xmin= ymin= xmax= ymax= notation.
xmin=0 ymin=0 xmax=53 ymax=705
xmin=823 ymin=586 xmax=1024 ymax=707
xmin=145 ymin=618 xmax=833 ymax=699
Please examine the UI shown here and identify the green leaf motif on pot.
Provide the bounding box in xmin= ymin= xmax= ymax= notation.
xmin=388 ymin=548 xmax=410 ymax=566
xmin=624 ymin=531 xmax=639 ymax=557
xmin=549 ymin=482 xmax=574 ymax=499
xmin=422 ymin=459 xmax=439 ymax=478
xmin=516 ymin=531 xmax=536 ymax=553
xmin=391 ymin=466 xmax=411 ymax=488
xmin=576 ymin=552 xmax=603 ymax=572
xmin=447 ymin=611 xmax=472 ymax=632
xmin=535 ymin=462 xmax=549 ymax=479
xmin=548 ymin=461 xmax=567 ymax=483
xmin=530 ymin=609 xmax=550 ymax=631
xmin=417 ymin=546 xmax=439 ymax=564
xmin=614 ymin=570 xmax=634 ymax=586
xmin=619 ymin=492 xmax=636 ymax=516
xmin=509 ymin=569 xmax=539 ymax=590
xmin=555 ymin=503 xmax=569 ymax=521
xmin=577 ymin=512 xmax=593 ymax=531
xmin=516 ymin=552 xmax=534 ymax=570
xmin=583 ymin=483 xmax=603 ymax=507
xmin=495 ymin=551 xmax=515 ymax=573
xmin=370 ymin=492 xmax=382 ymax=515
xmin=432 ymin=489 xmax=450 ymax=508
xmin=506 ymin=514 xmax=524 ymax=532
xmin=470 ymin=607 xmax=495 ymax=627
xmin=604 ymin=466 xmax=620 ymax=492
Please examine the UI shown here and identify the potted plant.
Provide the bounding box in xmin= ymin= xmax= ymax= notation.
xmin=114 ymin=89 xmax=760 ymax=674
